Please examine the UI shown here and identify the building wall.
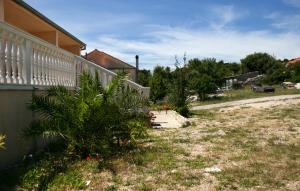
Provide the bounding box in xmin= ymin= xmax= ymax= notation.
xmin=0 ymin=89 xmax=50 ymax=169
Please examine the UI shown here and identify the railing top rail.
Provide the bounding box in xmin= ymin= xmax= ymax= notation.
xmin=75 ymin=56 xmax=150 ymax=89
xmin=0 ymin=22 xmax=74 ymax=57
xmin=75 ymin=56 xmax=117 ymax=76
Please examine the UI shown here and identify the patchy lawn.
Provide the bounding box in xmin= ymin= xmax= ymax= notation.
xmin=192 ymin=85 xmax=300 ymax=106
xmin=1 ymin=103 xmax=300 ymax=190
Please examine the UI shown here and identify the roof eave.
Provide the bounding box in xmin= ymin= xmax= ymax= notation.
xmin=13 ymin=0 xmax=86 ymax=50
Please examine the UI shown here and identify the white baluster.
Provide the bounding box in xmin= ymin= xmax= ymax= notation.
xmin=37 ymin=46 xmax=42 ymax=85
xmin=33 ymin=44 xmax=38 ymax=85
xmin=48 ymin=50 xmax=53 ymax=86
xmin=48 ymin=50 xmax=54 ymax=85
xmin=11 ymin=36 xmax=18 ymax=84
xmin=23 ymin=40 xmax=32 ymax=85
xmin=43 ymin=50 xmax=48 ymax=85
xmin=52 ymin=53 xmax=56 ymax=85
xmin=52 ymin=51 xmax=57 ymax=85
xmin=41 ymin=47 xmax=46 ymax=85
xmin=17 ymin=38 xmax=25 ymax=84
xmin=45 ymin=48 xmax=49 ymax=85
xmin=70 ymin=58 xmax=73 ymax=86
xmin=102 ymin=72 xmax=107 ymax=87
xmin=72 ymin=61 xmax=76 ymax=87
xmin=59 ymin=55 xmax=63 ymax=85
xmin=39 ymin=47 xmax=44 ymax=85
xmin=67 ymin=60 xmax=70 ymax=86
xmin=61 ymin=56 xmax=64 ymax=86
xmin=29 ymin=42 xmax=33 ymax=85
xmin=0 ymin=29 xmax=6 ymax=83
xmin=59 ymin=54 xmax=63 ymax=85
xmin=54 ymin=53 xmax=59 ymax=85
xmin=108 ymin=74 xmax=112 ymax=84
xmin=57 ymin=53 xmax=61 ymax=85
xmin=45 ymin=51 xmax=50 ymax=85
xmin=5 ymin=32 xmax=14 ymax=84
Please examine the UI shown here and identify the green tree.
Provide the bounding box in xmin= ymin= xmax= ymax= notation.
xmin=291 ymin=62 xmax=300 ymax=83
xmin=225 ymin=62 xmax=241 ymax=75
xmin=138 ymin=69 xmax=151 ymax=87
xmin=187 ymin=58 xmax=226 ymax=100
xmin=168 ymin=57 xmax=190 ymax=116
xmin=150 ymin=66 xmax=172 ymax=102
xmin=241 ymin=52 xmax=277 ymax=74
xmin=263 ymin=61 xmax=291 ymax=84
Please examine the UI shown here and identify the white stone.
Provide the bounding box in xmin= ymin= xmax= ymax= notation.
xmin=204 ymin=166 xmax=222 ymax=173
xmin=216 ymin=130 xmax=226 ymax=136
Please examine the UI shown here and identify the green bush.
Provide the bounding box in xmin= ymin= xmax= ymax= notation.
xmin=24 ymin=72 xmax=149 ymax=158
xmin=168 ymin=66 xmax=190 ymax=117
xmin=176 ymin=106 xmax=190 ymax=117
xmin=291 ymin=62 xmax=300 ymax=83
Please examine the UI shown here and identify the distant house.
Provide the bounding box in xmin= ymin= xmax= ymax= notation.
xmin=287 ymin=57 xmax=300 ymax=65
xmin=86 ymin=49 xmax=137 ymax=81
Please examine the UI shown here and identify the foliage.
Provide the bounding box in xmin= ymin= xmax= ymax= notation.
xmin=138 ymin=69 xmax=151 ymax=87
xmin=24 ymin=72 xmax=149 ymax=158
xmin=0 ymin=141 xmax=86 ymax=190
xmin=225 ymin=62 xmax=242 ymax=75
xmin=150 ymin=66 xmax=172 ymax=102
xmin=290 ymin=62 xmax=300 ymax=83
xmin=263 ymin=61 xmax=291 ymax=85
xmin=0 ymin=134 xmax=5 ymax=150
xmin=168 ymin=57 xmax=190 ymax=117
xmin=187 ymin=58 xmax=227 ymax=100
xmin=241 ymin=52 xmax=277 ymax=74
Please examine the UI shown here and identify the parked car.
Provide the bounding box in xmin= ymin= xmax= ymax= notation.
xmin=281 ymin=82 xmax=295 ymax=89
xmin=263 ymin=86 xmax=275 ymax=93
xmin=251 ymin=84 xmax=275 ymax=93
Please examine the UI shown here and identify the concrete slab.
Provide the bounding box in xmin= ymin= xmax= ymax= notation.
xmin=151 ymin=110 xmax=188 ymax=128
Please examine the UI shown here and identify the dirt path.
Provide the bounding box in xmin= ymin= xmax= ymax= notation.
xmin=191 ymin=94 xmax=300 ymax=110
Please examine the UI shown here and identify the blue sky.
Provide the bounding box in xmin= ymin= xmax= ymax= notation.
xmin=25 ymin=0 xmax=300 ymax=69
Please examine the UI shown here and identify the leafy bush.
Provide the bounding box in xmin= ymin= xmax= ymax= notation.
xmin=176 ymin=105 xmax=190 ymax=117
xmin=0 ymin=134 xmax=5 ymax=150
xmin=263 ymin=61 xmax=291 ymax=85
xmin=150 ymin=66 xmax=172 ymax=102
xmin=187 ymin=58 xmax=226 ymax=100
xmin=168 ymin=65 xmax=190 ymax=117
xmin=24 ymin=72 xmax=149 ymax=158
xmin=241 ymin=52 xmax=277 ymax=74
xmin=291 ymin=62 xmax=300 ymax=83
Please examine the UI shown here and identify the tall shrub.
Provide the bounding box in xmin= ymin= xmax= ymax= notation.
xmin=24 ymin=72 xmax=149 ymax=157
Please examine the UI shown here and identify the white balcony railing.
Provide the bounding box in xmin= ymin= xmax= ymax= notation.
xmin=0 ymin=22 xmax=150 ymax=97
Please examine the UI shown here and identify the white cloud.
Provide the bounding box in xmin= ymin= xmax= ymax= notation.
xmin=209 ymin=5 xmax=241 ymax=30
xmin=283 ymin=0 xmax=300 ymax=7
xmin=271 ymin=14 xmax=300 ymax=31
xmin=82 ymin=25 xmax=300 ymax=70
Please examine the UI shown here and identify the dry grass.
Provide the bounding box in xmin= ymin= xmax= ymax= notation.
xmin=75 ymin=102 xmax=300 ymax=190
xmin=2 ymin=102 xmax=300 ymax=190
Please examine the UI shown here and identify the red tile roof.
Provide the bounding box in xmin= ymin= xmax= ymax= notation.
xmin=86 ymin=49 xmax=135 ymax=69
